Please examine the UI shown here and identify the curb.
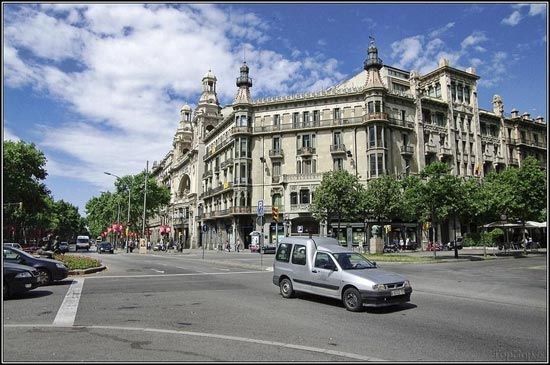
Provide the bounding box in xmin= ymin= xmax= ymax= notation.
xmin=68 ymin=265 xmax=107 ymax=276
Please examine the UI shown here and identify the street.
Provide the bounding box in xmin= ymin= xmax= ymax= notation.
xmin=2 ymin=250 xmax=547 ymax=362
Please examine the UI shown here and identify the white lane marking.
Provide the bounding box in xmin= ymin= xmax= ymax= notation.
xmin=52 ymin=278 xmax=84 ymax=327
xmin=4 ymin=324 xmax=385 ymax=361
xmin=84 ymin=271 xmax=271 ymax=279
xmin=150 ymin=269 xmax=165 ymax=273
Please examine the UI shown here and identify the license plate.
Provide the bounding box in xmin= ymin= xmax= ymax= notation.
xmin=25 ymin=284 xmax=32 ymax=288
xmin=391 ymin=289 xmax=405 ymax=296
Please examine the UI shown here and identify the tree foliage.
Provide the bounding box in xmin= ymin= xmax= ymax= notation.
xmin=310 ymin=170 xmax=365 ymax=232
xmin=363 ymin=174 xmax=403 ymax=223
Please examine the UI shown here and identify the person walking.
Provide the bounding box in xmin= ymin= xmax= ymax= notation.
xmin=225 ymin=240 xmax=231 ymax=252
xmin=236 ymin=239 xmax=241 ymax=253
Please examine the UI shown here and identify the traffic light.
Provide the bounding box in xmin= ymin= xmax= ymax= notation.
xmin=272 ymin=206 xmax=279 ymax=222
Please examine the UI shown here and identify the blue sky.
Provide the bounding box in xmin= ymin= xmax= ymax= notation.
xmin=2 ymin=2 xmax=547 ymax=216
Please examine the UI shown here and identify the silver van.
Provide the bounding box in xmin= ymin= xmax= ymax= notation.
xmin=272 ymin=236 xmax=412 ymax=312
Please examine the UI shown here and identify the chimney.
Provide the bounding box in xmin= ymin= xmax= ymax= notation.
xmin=510 ymin=109 xmax=519 ymax=118
xmin=522 ymin=112 xmax=531 ymax=120
xmin=535 ymin=116 xmax=545 ymax=124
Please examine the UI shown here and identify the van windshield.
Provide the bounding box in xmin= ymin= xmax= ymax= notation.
xmin=333 ymin=252 xmax=376 ymax=270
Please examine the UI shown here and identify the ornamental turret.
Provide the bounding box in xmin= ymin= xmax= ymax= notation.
xmin=234 ymin=61 xmax=253 ymax=105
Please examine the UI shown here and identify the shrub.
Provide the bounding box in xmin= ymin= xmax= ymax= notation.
xmin=54 ymin=254 xmax=101 ymax=270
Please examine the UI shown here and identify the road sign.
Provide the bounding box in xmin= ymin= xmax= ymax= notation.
xmin=258 ymin=200 xmax=264 ymax=217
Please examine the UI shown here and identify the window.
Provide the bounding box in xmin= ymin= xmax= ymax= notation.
xmin=333 ymin=131 xmax=342 ymax=146
xmin=276 ymin=243 xmax=292 ymax=262
xmin=457 ymin=84 xmax=463 ymax=102
xmin=272 ymin=193 xmax=282 ymax=207
xmin=290 ymin=192 xmax=298 ymax=204
xmin=464 ymin=85 xmax=470 ymax=104
xmin=333 ymin=158 xmax=344 ymax=170
xmin=273 ymin=114 xmax=280 ymax=126
xmin=368 ymin=102 xmax=374 ymax=114
xmin=300 ymin=189 xmax=310 ymax=204
xmin=369 ymin=126 xmax=376 ymax=147
xmin=435 ymin=83 xmax=441 ymax=98
xmin=301 ymin=159 xmax=316 ymax=173
xmin=334 ymin=108 xmax=341 ymax=120
xmin=273 ymin=136 xmax=280 ymax=152
xmin=313 ymin=110 xmax=320 ymax=122
xmin=303 ymin=111 xmax=309 ymax=125
xmin=401 ymin=110 xmax=406 ymax=121
xmin=291 ymin=244 xmax=307 ymax=265
xmin=272 ymin=162 xmax=281 ymax=176
xmin=314 ymin=252 xmax=335 ymax=269
xmin=451 ymin=81 xmax=456 ymax=101
xmin=293 ymin=112 xmax=299 ymax=128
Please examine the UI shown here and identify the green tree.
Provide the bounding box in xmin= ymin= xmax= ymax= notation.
xmin=85 ymin=171 xmax=170 ymax=239
xmin=310 ymin=170 xmax=365 ymax=236
xmin=52 ymin=200 xmax=86 ymax=242
xmin=3 ymin=140 xmax=52 ymax=242
xmin=363 ymin=174 xmax=403 ymax=225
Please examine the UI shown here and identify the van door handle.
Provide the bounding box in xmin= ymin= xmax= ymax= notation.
xmin=311 ymin=269 xmax=317 ymax=273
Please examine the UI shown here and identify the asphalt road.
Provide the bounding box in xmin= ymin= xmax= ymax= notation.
xmin=2 ymin=249 xmax=547 ymax=362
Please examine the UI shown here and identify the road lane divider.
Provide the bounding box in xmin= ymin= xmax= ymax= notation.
xmin=52 ymin=278 xmax=84 ymax=327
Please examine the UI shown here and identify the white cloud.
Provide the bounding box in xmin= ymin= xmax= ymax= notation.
xmin=429 ymin=22 xmax=455 ymax=38
xmin=528 ymin=4 xmax=546 ymax=17
xmin=460 ymin=31 xmax=488 ymax=50
xmin=3 ymin=3 xmax=347 ymax=201
xmin=502 ymin=10 xmax=522 ymax=26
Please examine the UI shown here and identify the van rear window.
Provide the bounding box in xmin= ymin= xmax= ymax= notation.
xmin=275 ymin=243 xmax=292 ymax=262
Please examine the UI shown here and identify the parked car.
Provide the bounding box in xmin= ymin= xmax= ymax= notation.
xmin=3 ymin=242 xmax=23 ymax=250
xmin=261 ymin=243 xmax=277 ymax=254
xmin=3 ymin=246 xmax=69 ymax=285
xmin=447 ymin=239 xmax=463 ymax=250
xmin=58 ymin=242 xmax=70 ymax=253
xmin=98 ymin=242 xmax=114 ymax=254
xmin=3 ymin=262 xmax=41 ymax=299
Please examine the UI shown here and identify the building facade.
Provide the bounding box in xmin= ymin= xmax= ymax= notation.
xmin=147 ymin=40 xmax=547 ymax=249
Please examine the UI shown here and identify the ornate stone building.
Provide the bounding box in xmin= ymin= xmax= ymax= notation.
xmin=148 ymin=40 xmax=547 ymax=249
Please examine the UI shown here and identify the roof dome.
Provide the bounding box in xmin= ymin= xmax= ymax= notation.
xmin=203 ymin=69 xmax=216 ymax=80
xmin=180 ymin=104 xmax=192 ymax=112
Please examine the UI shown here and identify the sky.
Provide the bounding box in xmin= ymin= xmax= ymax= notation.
xmin=2 ymin=2 xmax=548 ymax=216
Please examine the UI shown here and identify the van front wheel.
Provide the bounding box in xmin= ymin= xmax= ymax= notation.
xmin=343 ymin=287 xmax=364 ymax=312
xmin=280 ymin=277 xmax=294 ymax=298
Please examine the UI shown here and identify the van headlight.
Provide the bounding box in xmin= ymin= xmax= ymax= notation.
xmin=372 ymin=284 xmax=386 ymax=291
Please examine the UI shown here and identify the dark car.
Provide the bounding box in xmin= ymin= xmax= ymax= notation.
xmin=98 ymin=242 xmax=114 ymax=254
xmin=260 ymin=243 xmax=277 ymax=254
xmin=3 ymin=246 xmax=69 ymax=285
xmin=3 ymin=262 xmax=41 ymax=299
xmin=58 ymin=242 xmax=70 ymax=253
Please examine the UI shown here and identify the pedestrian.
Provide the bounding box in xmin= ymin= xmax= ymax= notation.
xmin=236 ymin=239 xmax=241 ymax=253
xmin=225 ymin=240 xmax=231 ymax=252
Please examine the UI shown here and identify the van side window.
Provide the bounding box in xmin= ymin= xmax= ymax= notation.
xmin=291 ymin=244 xmax=307 ymax=265
xmin=275 ymin=243 xmax=292 ymax=262
xmin=314 ymin=252 xmax=336 ymax=270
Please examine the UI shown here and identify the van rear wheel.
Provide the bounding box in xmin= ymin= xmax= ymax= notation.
xmin=280 ymin=277 xmax=294 ymax=298
xmin=343 ymin=287 xmax=364 ymax=312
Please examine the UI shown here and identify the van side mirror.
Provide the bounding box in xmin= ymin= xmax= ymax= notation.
xmin=372 ymin=261 xmax=377 ymax=267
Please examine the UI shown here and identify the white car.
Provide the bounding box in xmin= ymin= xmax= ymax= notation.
xmin=3 ymin=242 xmax=23 ymax=250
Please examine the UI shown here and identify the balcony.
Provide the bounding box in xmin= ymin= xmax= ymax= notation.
xmin=272 ymin=175 xmax=282 ymax=184
xmin=425 ymin=143 xmax=437 ymax=154
xmin=400 ymin=145 xmax=414 ymax=157
xmin=202 ymin=170 xmax=212 ymax=178
xmin=330 ymin=144 xmax=347 ymax=154
xmin=439 ymin=147 xmax=452 ymax=158
xmin=220 ymin=158 xmax=234 ymax=169
xmin=483 ymin=153 xmax=493 ymax=162
xmin=296 ymin=146 xmax=316 ymax=156
xmin=365 ymin=112 xmax=389 ymax=122
xmin=269 ymin=149 xmax=284 ymax=159
xmin=230 ymin=126 xmax=253 ymax=135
